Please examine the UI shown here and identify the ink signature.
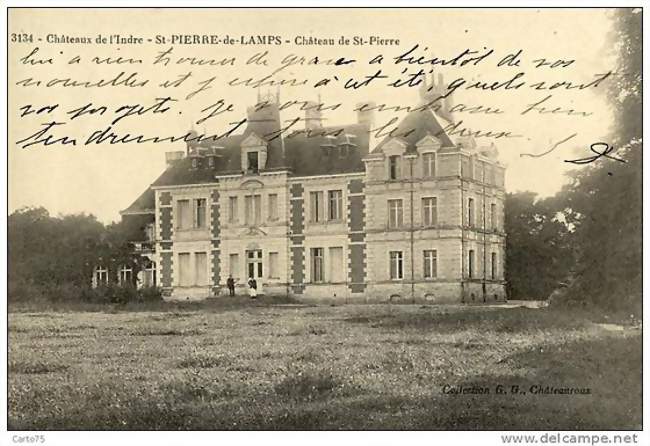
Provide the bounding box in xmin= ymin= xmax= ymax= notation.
xmin=520 ymin=133 xmax=576 ymax=158
xmin=564 ymin=142 xmax=627 ymax=165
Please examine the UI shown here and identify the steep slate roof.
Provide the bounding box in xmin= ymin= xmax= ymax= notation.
xmin=373 ymin=106 xmax=455 ymax=153
xmin=283 ymin=123 xmax=368 ymax=176
xmin=152 ymin=134 xmax=245 ymax=187
xmin=149 ymin=125 xmax=368 ymax=184
xmin=122 ymin=102 xmax=369 ymax=214
xmin=121 ymin=187 xmax=155 ymax=215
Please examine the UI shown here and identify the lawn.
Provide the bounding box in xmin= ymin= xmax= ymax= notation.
xmin=7 ymin=299 xmax=642 ymax=430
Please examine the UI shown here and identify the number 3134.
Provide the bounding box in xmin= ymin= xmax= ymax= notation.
xmin=11 ymin=33 xmax=34 ymax=43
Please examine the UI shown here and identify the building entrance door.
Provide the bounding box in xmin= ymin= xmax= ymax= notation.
xmin=246 ymin=249 xmax=263 ymax=294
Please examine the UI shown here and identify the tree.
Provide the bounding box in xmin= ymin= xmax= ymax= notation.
xmin=8 ymin=207 xmax=147 ymax=302
xmin=554 ymin=9 xmax=641 ymax=313
xmin=8 ymin=207 xmax=106 ymax=288
xmin=505 ymin=192 xmax=574 ymax=300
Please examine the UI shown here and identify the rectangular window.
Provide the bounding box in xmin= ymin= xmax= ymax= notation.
xmin=95 ymin=266 xmax=108 ymax=286
xmin=311 ymin=248 xmax=324 ymax=282
xmin=244 ymin=196 xmax=252 ymax=224
xmin=247 ymin=151 xmax=259 ymax=173
xmin=244 ymin=194 xmax=261 ymax=225
xmin=246 ymin=250 xmax=263 ymax=279
xmin=268 ymin=194 xmax=278 ymax=220
xmin=329 ymin=247 xmax=344 ymax=283
xmin=389 ymin=155 xmax=400 ymax=180
xmin=423 ymin=153 xmax=436 ymax=178
xmin=491 ymin=252 xmax=497 ymax=280
xmin=195 ymin=252 xmax=208 ymax=286
xmin=229 ymin=197 xmax=238 ymax=223
xmin=310 ymin=191 xmax=324 ymax=222
xmin=269 ymin=252 xmax=279 ymax=279
xmin=328 ymin=190 xmax=343 ymax=221
xmin=467 ymin=198 xmax=475 ymax=227
xmin=177 ymin=199 xmax=191 ymax=229
xmin=422 ymin=197 xmax=438 ymax=227
xmin=424 ymin=250 xmax=437 ymax=279
xmin=491 ymin=203 xmax=497 ymax=230
xmin=389 ymin=251 xmax=403 ymax=280
xmin=118 ymin=265 xmax=132 ymax=285
xmin=178 ymin=253 xmax=191 ymax=286
xmin=468 ymin=250 xmax=475 ymax=279
xmin=143 ymin=261 xmax=156 ymax=287
xmin=254 ymin=195 xmax=261 ymax=224
xmin=388 ymin=199 xmax=403 ymax=229
xmin=229 ymin=253 xmax=239 ymax=279
xmin=145 ymin=223 xmax=155 ymax=242
xmin=195 ymin=198 xmax=207 ymax=228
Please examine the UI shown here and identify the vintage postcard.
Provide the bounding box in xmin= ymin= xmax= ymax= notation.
xmin=4 ymin=4 xmax=644 ymax=444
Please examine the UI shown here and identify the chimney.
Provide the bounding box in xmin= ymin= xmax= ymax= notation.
xmin=444 ymin=91 xmax=454 ymax=120
xmin=186 ymin=129 xmax=200 ymax=155
xmin=165 ymin=151 xmax=185 ymax=168
xmin=356 ymin=101 xmax=376 ymax=154
xmin=435 ymin=73 xmax=454 ymax=118
xmin=419 ymin=72 xmax=453 ymax=120
xmin=356 ymin=101 xmax=376 ymax=129
xmin=304 ymin=101 xmax=323 ymax=130
xmin=419 ymin=75 xmax=429 ymax=101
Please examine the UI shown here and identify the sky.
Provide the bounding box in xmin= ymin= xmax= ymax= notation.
xmin=8 ymin=8 xmax=616 ymax=223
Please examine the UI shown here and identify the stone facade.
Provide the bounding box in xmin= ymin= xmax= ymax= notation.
xmin=120 ymin=78 xmax=507 ymax=303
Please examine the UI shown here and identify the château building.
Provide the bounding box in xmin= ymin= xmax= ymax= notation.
xmin=112 ymin=75 xmax=507 ymax=303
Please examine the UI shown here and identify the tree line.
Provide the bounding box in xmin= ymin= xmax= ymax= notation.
xmin=8 ymin=207 xmax=159 ymax=304
xmin=505 ymin=9 xmax=641 ymax=314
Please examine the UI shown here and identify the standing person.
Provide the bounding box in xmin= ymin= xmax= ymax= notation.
xmin=227 ymin=275 xmax=235 ymax=297
xmin=248 ymin=277 xmax=257 ymax=299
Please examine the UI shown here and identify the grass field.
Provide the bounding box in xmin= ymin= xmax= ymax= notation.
xmin=8 ymin=298 xmax=642 ymax=430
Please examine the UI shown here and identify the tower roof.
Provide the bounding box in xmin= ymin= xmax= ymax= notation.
xmin=373 ymin=106 xmax=456 ymax=154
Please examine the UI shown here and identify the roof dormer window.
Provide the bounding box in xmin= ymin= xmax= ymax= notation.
xmin=338 ymin=133 xmax=356 ymax=158
xmin=247 ymin=151 xmax=259 ymax=174
xmin=389 ymin=155 xmax=400 ymax=180
xmin=240 ymin=133 xmax=267 ymax=175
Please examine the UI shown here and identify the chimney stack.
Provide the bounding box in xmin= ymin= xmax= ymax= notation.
xmin=356 ymin=101 xmax=376 ymax=153
xmin=418 ymin=72 xmax=455 ymax=121
xmin=356 ymin=101 xmax=376 ymax=129
xmin=304 ymin=101 xmax=323 ymax=130
xmin=165 ymin=151 xmax=185 ymax=168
